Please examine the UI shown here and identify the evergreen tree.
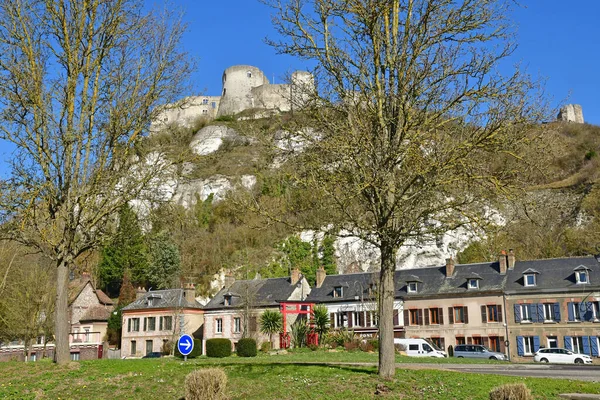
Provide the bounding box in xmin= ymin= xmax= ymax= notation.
xmin=117 ymin=270 xmax=137 ymax=307
xmin=320 ymin=235 xmax=337 ymax=275
xmin=98 ymin=205 xmax=148 ymax=296
xmin=146 ymin=231 xmax=181 ymax=289
xmin=279 ymin=236 xmax=315 ymax=284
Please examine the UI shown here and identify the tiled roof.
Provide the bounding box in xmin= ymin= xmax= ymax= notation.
xmin=204 ymin=277 xmax=301 ymax=310
xmin=505 ymin=256 xmax=600 ymax=293
xmin=95 ymin=289 xmax=114 ymax=305
xmin=79 ymin=305 xmax=113 ymax=322
xmin=122 ymin=289 xmax=202 ymax=311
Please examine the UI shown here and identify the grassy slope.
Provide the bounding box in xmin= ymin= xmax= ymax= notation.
xmin=0 ymin=352 xmax=598 ymax=400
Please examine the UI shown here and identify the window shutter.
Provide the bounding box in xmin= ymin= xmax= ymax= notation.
xmin=530 ymin=303 xmax=538 ymax=322
xmin=463 ymin=307 xmax=469 ymax=324
xmin=591 ymin=337 xmax=599 ymax=357
xmin=514 ymin=304 xmax=521 ymax=323
xmin=516 ymin=336 xmax=524 ymax=356
xmin=533 ymin=336 xmax=540 ymax=352
xmin=564 ymin=336 xmax=572 ymax=351
xmin=347 ymin=312 xmax=353 ymax=328
xmin=424 ymin=309 xmax=430 ymax=325
xmin=567 ymin=302 xmax=574 ymax=321
xmin=585 ymin=302 xmax=594 ymax=321
xmin=583 ymin=336 xmax=591 ymax=355
xmin=482 ymin=337 xmax=489 ymax=348
xmin=143 ymin=318 xmax=147 ymax=331
xmin=404 ymin=310 xmax=409 ymax=326
xmin=438 ymin=308 xmax=444 ymax=325
xmin=481 ymin=305 xmax=487 ymax=323
xmin=393 ymin=310 xmax=399 ymax=326
xmin=537 ymin=304 xmax=544 ymax=323
xmin=358 ymin=311 xmax=365 ymax=327
xmin=159 ymin=317 xmax=163 ymax=331
xmin=553 ymin=302 xmax=561 ymax=322
xmin=498 ymin=305 xmax=503 ymax=323
xmin=448 ymin=307 xmax=454 ymax=324
xmin=417 ymin=309 xmax=423 ymax=325
xmin=330 ymin=313 xmax=335 ymax=328
xmin=128 ymin=319 xmax=131 ymax=332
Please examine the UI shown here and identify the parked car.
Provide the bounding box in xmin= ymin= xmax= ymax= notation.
xmin=394 ymin=338 xmax=447 ymax=358
xmin=142 ymin=352 xmax=163 ymax=359
xmin=533 ymin=348 xmax=593 ymax=364
xmin=453 ymin=344 xmax=506 ymax=360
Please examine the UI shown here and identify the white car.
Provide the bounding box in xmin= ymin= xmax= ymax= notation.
xmin=533 ymin=348 xmax=593 ymax=364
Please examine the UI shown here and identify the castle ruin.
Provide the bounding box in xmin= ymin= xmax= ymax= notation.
xmin=152 ymin=65 xmax=313 ymax=131
xmin=557 ymin=104 xmax=584 ymax=124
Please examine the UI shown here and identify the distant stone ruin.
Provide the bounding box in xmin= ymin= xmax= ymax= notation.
xmin=557 ymin=104 xmax=584 ymax=124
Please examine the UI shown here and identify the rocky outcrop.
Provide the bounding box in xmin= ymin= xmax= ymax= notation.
xmin=189 ymin=125 xmax=247 ymax=156
xmin=557 ymin=104 xmax=584 ymax=123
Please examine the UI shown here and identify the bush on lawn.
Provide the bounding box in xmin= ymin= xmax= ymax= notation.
xmin=174 ymin=338 xmax=202 ymax=358
xmin=489 ymin=383 xmax=533 ymax=400
xmin=260 ymin=341 xmax=271 ymax=352
xmin=236 ymin=338 xmax=257 ymax=357
xmin=185 ymin=368 xmax=227 ymax=400
xmin=206 ymin=338 xmax=232 ymax=358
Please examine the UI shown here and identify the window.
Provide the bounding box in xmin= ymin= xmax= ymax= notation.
xmin=131 ymin=340 xmax=137 ymax=355
xmin=455 ymin=337 xmax=466 ymax=345
xmin=524 ymin=274 xmax=536 ymax=286
xmin=547 ymin=336 xmax=558 ymax=348
xmin=211 ymin=101 xmax=216 ymax=109
xmin=488 ymin=336 xmax=502 ymax=353
xmin=84 ymin=328 xmax=90 ymax=342
xmin=70 ymin=352 xmax=80 ymax=361
xmin=571 ymin=337 xmax=585 ymax=354
xmin=224 ymin=295 xmax=231 ymax=306
xmin=452 ymin=306 xmax=468 ymax=324
xmin=543 ymin=303 xmax=555 ymax=322
xmin=247 ymin=71 xmax=252 ymax=78
xmin=407 ymin=282 xmax=418 ymax=293
xmin=570 ymin=302 xmax=582 ymax=321
xmin=222 ymin=88 xmax=226 ymax=96
xmin=333 ymin=286 xmax=343 ymax=298
xmin=159 ymin=316 xmax=173 ymax=331
xmin=336 ymin=312 xmax=348 ymax=328
xmin=202 ymin=109 xmax=208 ymax=115
xmin=429 ymin=308 xmax=440 ymax=325
xmin=523 ymin=336 xmax=535 ymax=355
xmin=233 ymin=317 xmax=241 ymax=333
xmin=576 ymin=270 xmax=589 ymax=284
xmin=520 ymin=304 xmax=532 ymax=322
xmin=128 ymin=318 xmax=140 ymax=332
xmin=593 ymin=302 xmax=600 ymax=320
xmin=147 ymin=317 xmax=156 ymax=331
xmin=216 ymin=318 xmax=223 ymax=334
xmin=202 ymin=98 xmax=208 ymax=105
xmin=430 ymin=337 xmax=445 ymax=350
xmin=409 ymin=309 xmax=420 ymax=325
xmin=468 ymin=279 xmax=479 ymax=289
xmin=408 ymin=344 xmax=419 ymax=351
xmin=482 ymin=305 xmax=502 ymax=323
xmin=249 ymin=316 xmax=257 ymax=332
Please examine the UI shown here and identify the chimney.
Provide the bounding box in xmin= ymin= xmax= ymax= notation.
xmin=223 ymin=273 xmax=235 ymax=288
xmin=80 ymin=272 xmax=90 ymax=283
xmin=498 ymin=250 xmax=507 ymax=274
xmin=507 ymin=249 xmax=516 ymax=270
xmin=445 ymin=257 xmax=455 ymax=277
xmin=316 ymin=266 xmax=326 ymax=288
xmin=291 ymin=268 xmax=301 ymax=285
xmin=135 ymin=287 xmax=147 ymax=300
xmin=184 ymin=283 xmax=196 ymax=302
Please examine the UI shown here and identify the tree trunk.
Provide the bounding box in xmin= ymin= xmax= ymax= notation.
xmin=378 ymin=241 xmax=396 ymax=379
xmin=55 ymin=260 xmax=70 ymax=364
xmin=23 ymin=337 xmax=30 ymax=362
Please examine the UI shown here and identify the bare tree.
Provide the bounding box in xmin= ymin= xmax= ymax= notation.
xmin=261 ymin=0 xmax=547 ymax=378
xmin=0 ymin=0 xmax=191 ymax=364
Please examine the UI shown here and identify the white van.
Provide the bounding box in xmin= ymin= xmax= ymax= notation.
xmin=394 ymin=338 xmax=447 ymax=358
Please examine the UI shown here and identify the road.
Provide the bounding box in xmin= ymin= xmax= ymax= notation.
xmin=398 ymin=363 xmax=600 ymax=382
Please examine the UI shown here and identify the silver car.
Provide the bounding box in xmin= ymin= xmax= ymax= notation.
xmin=453 ymin=344 xmax=506 ymax=360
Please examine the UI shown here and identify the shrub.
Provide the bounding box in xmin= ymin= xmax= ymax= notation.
xmin=447 ymin=345 xmax=454 ymax=357
xmin=174 ymin=338 xmax=202 ymax=358
xmin=291 ymin=319 xmax=309 ymax=348
xmin=344 ymin=341 xmax=359 ymax=351
xmin=206 ymin=338 xmax=232 ymax=358
xmin=214 ymin=115 xmax=235 ymax=122
xmin=489 ymin=383 xmax=533 ymax=400
xmin=236 ymin=338 xmax=257 ymax=357
xmin=260 ymin=341 xmax=271 ymax=352
xmin=184 ymin=368 xmax=227 ymax=400
xmin=161 ymin=340 xmax=173 ymax=356
xmin=308 ymin=343 xmax=318 ymax=351
xmin=585 ymin=150 xmax=597 ymax=160
xmin=395 ymin=343 xmax=407 ymax=353
xmin=359 ymin=339 xmax=378 ymax=352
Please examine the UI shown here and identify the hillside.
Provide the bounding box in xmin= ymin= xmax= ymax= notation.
xmin=135 ymin=112 xmax=600 ymax=295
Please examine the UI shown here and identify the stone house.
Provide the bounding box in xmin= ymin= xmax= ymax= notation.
xmin=399 ymin=257 xmax=509 ymax=355
xmin=306 ymin=267 xmax=403 ymax=339
xmin=505 ymin=255 xmax=600 ymax=362
xmin=202 ymin=269 xmax=310 ymax=353
xmin=120 ymin=284 xmax=203 ymax=357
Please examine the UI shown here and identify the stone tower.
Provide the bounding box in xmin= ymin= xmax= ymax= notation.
xmin=557 ymin=104 xmax=584 ymax=123
xmin=217 ymin=65 xmax=269 ymax=117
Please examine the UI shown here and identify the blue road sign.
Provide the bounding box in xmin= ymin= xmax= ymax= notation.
xmin=177 ymin=334 xmax=194 ymax=356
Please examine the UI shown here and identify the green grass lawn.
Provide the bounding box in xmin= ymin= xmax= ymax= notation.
xmin=0 ymin=351 xmax=597 ymax=399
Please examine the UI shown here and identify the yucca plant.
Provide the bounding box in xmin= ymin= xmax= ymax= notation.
xmin=259 ymin=309 xmax=283 ymax=349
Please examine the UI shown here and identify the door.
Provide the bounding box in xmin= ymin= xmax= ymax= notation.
xmin=146 ymin=340 xmax=153 ymax=356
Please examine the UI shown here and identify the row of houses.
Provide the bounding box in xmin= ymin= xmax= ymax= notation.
xmin=2 ymin=251 xmax=599 ymax=362
xmin=121 ymin=251 xmax=600 ymax=362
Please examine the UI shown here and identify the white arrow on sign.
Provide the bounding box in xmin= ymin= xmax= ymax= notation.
xmin=181 ymin=339 xmax=191 ymax=351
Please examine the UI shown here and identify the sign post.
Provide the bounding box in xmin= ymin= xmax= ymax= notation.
xmin=177 ymin=334 xmax=194 ymax=361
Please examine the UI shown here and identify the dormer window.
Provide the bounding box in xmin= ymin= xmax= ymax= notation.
xmin=223 ymin=293 xmax=234 ymax=306
xmin=468 ymin=279 xmax=479 ymax=289
xmin=522 ymin=268 xmax=540 ymax=287
xmin=407 ymin=282 xmax=418 ymax=293
xmin=333 ymin=286 xmax=343 ymax=298
xmin=574 ymin=266 xmax=591 ymax=284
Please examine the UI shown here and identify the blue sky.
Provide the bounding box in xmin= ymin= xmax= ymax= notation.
xmin=179 ymin=0 xmax=599 ymax=124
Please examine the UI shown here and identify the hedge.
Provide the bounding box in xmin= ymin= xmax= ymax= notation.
xmin=236 ymin=338 xmax=257 ymax=357
xmin=175 ymin=338 xmax=202 ymax=358
xmin=206 ymin=338 xmax=232 ymax=358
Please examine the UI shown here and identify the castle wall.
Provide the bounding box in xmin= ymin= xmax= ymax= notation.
xmin=251 ymin=84 xmax=291 ymax=112
xmin=217 ymin=65 xmax=269 ymax=116
xmin=151 ymin=96 xmax=221 ymax=133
